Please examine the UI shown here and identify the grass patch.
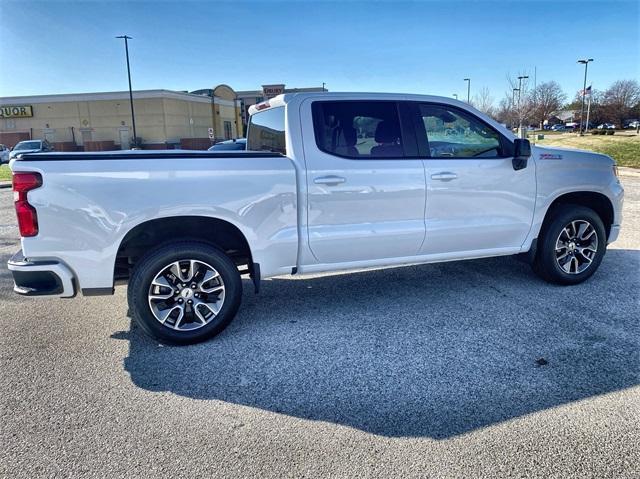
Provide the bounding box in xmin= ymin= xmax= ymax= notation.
xmin=0 ymin=164 xmax=11 ymax=182
xmin=534 ymin=132 xmax=640 ymax=168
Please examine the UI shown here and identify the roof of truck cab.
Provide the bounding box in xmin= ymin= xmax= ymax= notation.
xmin=250 ymin=92 xmax=516 ymax=140
xmin=257 ymin=91 xmax=468 ymax=108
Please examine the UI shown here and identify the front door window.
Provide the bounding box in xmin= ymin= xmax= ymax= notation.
xmin=418 ymin=104 xmax=503 ymax=158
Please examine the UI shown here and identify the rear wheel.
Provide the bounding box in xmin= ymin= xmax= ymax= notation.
xmin=128 ymin=241 xmax=242 ymax=344
xmin=532 ymin=204 xmax=607 ymax=285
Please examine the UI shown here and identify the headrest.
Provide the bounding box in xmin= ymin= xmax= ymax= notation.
xmin=375 ymin=121 xmax=398 ymax=143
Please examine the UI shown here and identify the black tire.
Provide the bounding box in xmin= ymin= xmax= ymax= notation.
xmin=128 ymin=241 xmax=242 ymax=345
xmin=532 ymin=204 xmax=607 ymax=285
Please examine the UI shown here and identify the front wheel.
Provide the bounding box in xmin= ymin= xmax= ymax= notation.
xmin=128 ymin=241 xmax=242 ymax=344
xmin=532 ymin=204 xmax=607 ymax=285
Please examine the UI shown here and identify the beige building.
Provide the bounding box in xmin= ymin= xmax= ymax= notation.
xmin=236 ymin=84 xmax=326 ymax=129
xmin=192 ymin=84 xmax=327 ymax=131
xmin=0 ymin=87 xmax=243 ymax=150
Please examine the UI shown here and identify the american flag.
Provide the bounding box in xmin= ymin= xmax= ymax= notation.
xmin=580 ymin=85 xmax=592 ymax=96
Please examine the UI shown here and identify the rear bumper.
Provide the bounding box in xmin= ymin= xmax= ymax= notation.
xmin=7 ymin=250 xmax=76 ymax=297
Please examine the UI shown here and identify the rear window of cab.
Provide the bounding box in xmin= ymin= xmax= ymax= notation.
xmin=247 ymin=107 xmax=286 ymax=154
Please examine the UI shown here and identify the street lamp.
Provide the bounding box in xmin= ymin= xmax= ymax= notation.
xmin=513 ymin=88 xmax=520 ymax=128
xmin=578 ymin=58 xmax=594 ymax=135
xmin=463 ymin=78 xmax=471 ymax=102
xmin=116 ymin=35 xmax=137 ymax=147
xmin=517 ymin=75 xmax=529 ymax=134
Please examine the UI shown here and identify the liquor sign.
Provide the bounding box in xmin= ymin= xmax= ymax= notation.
xmin=262 ymin=84 xmax=285 ymax=99
xmin=0 ymin=105 xmax=33 ymax=118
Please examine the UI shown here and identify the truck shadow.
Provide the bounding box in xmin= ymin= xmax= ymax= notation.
xmin=119 ymin=249 xmax=639 ymax=439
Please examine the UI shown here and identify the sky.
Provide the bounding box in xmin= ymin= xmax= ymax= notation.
xmin=1 ymin=0 xmax=638 ymax=104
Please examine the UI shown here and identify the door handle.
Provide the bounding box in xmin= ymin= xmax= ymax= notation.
xmin=314 ymin=175 xmax=346 ymax=186
xmin=431 ymin=172 xmax=458 ymax=181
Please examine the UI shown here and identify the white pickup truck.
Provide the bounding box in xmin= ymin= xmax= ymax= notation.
xmin=8 ymin=93 xmax=624 ymax=344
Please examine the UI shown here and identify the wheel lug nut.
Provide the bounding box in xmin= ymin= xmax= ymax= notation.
xmin=178 ymin=299 xmax=183 ymax=304
xmin=191 ymin=284 xmax=196 ymax=289
xmin=187 ymin=300 xmax=193 ymax=304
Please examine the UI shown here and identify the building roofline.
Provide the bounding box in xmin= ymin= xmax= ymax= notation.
xmin=235 ymin=87 xmax=326 ymax=97
xmin=0 ymin=89 xmax=217 ymax=105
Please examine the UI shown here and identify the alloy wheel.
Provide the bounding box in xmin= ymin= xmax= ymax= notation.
xmin=554 ymin=220 xmax=598 ymax=275
xmin=147 ymin=259 xmax=225 ymax=331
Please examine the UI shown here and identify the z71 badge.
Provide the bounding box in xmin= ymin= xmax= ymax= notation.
xmin=540 ymin=153 xmax=563 ymax=160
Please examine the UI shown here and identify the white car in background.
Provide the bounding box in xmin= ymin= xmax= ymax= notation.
xmin=8 ymin=139 xmax=54 ymax=161
xmin=0 ymin=144 xmax=10 ymax=164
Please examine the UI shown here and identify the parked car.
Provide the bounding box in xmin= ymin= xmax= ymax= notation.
xmin=7 ymin=92 xmax=624 ymax=344
xmin=624 ymin=120 xmax=639 ymax=129
xmin=550 ymin=124 xmax=566 ymax=131
xmin=8 ymin=139 xmax=53 ymax=161
xmin=208 ymin=138 xmax=246 ymax=151
xmin=0 ymin=144 xmax=10 ymax=164
xmin=597 ymin=123 xmax=616 ymax=130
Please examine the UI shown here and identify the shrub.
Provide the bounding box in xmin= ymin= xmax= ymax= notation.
xmin=606 ymin=130 xmax=615 ymax=135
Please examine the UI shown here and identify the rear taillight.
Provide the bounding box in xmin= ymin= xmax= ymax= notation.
xmin=13 ymin=172 xmax=42 ymax=237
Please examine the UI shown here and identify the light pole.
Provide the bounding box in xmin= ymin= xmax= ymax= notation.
xmin=578 ymin=58 xmax=593 ymax=135
xmin=517 ymin=75 xmax=529 ymax=134
xmin=116 ymin=35 xmax=137 ymax=147
xmin=463 ymin=78 xmax=470 ymax=103
xmin=513 ymin=88 xmax=519 ymax=129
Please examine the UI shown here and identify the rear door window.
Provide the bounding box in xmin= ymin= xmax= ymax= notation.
xmin=312 ymin=101 xmax=405 ymax=158
xmin=247 ymin=107 xmax=286 ymax=154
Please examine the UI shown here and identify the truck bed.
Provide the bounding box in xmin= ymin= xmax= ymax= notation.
xmin=12 ymin=150 xmax=299 ymax=291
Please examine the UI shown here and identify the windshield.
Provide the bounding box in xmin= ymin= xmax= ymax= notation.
xmin=15 ymin=141 xmax=41 ymax=150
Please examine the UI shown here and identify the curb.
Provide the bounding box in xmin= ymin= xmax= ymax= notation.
xmin=0 ymin=181 xmax=11 ymax=189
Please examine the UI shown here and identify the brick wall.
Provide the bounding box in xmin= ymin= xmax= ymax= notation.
xmin=83 ymin=140 xmax=116 ymax=152
xmin=180 ymin=138 xmax=212 ymax=150
xmin=140 ymin=143 xmax=173 ymax=150
xmin=0 ymin=132 xmax=30 ymax=148
xmin=52 ymin=142 xmax=79 ymax=152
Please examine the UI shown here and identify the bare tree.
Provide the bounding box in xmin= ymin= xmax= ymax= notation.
xmin=495 ymin=73 xmax=533 ymax=129
xmin=471 ymin=87 xmax=496 ymax=118
xmin=602 ymin=80 xmax=640 ymax=127
xmin=531 ymin=81 xmax=566 ymax=128
xmin=567 ymin=89 xmax=607 ymax=127
xmin=495 ymin=96 xmax=517 ymax=127
xmin=509 ymin=73 xmax=534 ymax=129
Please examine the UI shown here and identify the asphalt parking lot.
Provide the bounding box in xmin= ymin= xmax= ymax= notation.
xmin=1 ymin=176 xmax=639 ymax=478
